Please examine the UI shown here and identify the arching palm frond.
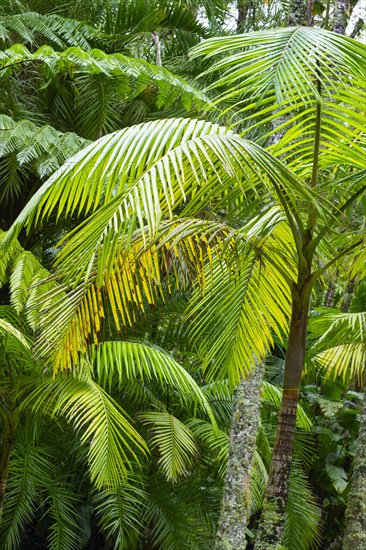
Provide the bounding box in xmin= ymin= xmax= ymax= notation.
xmin=311 ymin=311 xmax=366 ymax=383
xmin=190 ymin=27 xmax=366 ymax=199
xmin=187 ymin=221 xmax=294 ymax=385
xmin=1 ymin=117 xmax=322 ymax=373
xmin=2 ymin=117 xmax=322 ymax=255
xmin=91 ymin=340 xmax=216 ymax=424
xmin=190 ymin=27 xmax=365 ymax=112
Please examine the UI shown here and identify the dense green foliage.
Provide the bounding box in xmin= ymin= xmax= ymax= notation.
xmin=0 ymin=1 xmax=365 ymax=549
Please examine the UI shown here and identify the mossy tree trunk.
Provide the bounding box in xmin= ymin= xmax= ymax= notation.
xmin=215 ymin=365 xmax=264 ymax=550
xmin=342 ymin=391 xmax=366 ymax=550
xmin=333 ymin=0 xmax=350 ymax=34
xmin=288 ymin=0 xmax=307 ymax=25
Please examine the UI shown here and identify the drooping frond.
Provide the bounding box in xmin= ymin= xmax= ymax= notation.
xmin=0 ymin=437 xmax=49 ymax=549
xmin=26 ymin=374 xmax=148 ymax=488
xmin=0 ymin=231 xmax=61 ymax=330
xmin=93 ymin=483 xmax=146 ymax=550
xmin=187 ymin=418 xmax=229 ymax=479
xmin=187 ymin=237 xmax=292 ymax=385
xmin=284 ymin=463 xmax=323 ymax=550
xmin=140 ymin=411 xmax=198 ymax=481
xmin=91 ymin=340 xmax=216 ymax=423
xmin=2 ymin=117 xmax=324 ymax=252
xmin=46 ymin=479 xmax=82 ymax=550
xmin=1 ymin=117 xmax=321 ymax=372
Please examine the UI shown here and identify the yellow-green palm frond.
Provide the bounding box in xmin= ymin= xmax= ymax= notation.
xmin=312 ymin=311 xmax=366 ymax=384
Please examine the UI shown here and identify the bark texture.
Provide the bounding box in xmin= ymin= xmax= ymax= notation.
xmin=333 ymin=0 xmax=350 ymax=34
xmin=215 ymin=365 xmax=263 ymax=550
xmin=253 ymin=391 xmax=299 ymax=549
xmin=340 ymin=278 xmax=356 ymax=312
xmin=288 ymin=0 xmax=307 ymax=25
xmin=254 ymin=281 xmax=311 ymax=548
xmin=342 ymin=391 xmax=366 ymax=550
xmin=237 ymin=0 xmax=252 ymax=32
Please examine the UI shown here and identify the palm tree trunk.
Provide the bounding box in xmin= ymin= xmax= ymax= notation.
xmin=342 ymin=391 xmax=366 ymax=549
xmin=254 ymin=280 xmax=312 ymax=548
xmin=215 ymin=365 xmax=263 ymax=550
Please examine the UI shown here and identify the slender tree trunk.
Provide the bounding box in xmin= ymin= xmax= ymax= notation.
xmin=215 ymin=365 xmax=264 ymax=550
xmin=0 ymin=414 xmax=16 ymax=523
xmin=342 ymin=391 xmax=366 ymax=549
xmin=152 ymin=33 xmax=162 ymax=66
xmin=333 ymin=0 xmax=350 ymax=34
xmin=340 ymin=278 xmax=356 ymax=312
xmin=237 ymin=0 xmax=251 ymax=33
xmin=254 ymin=279 xmax=312 ymax=549
xmin=324 ymin=281 xmax=336 ymax=307
xmin=288 ymin=0 xmax=307 ymax=25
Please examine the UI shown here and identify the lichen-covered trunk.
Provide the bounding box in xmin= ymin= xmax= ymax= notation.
xmin=342 ymin=390 xmax=366 ymax=550
xmin=215 ymin=365 xmax=263 ymax=550
xmin=288 ymin=0 xmax=307 ymax=25
xmin=340 ymin=278 xmax=356 ymax=312
xmin=254 ymin=282 xmax=311 ymax=549
xmin=333 ymin=0 xmax=350 ymax=34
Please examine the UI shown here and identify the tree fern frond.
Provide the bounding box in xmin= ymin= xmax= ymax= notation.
xmin=0 ymin=12 xmax=98 ymax=50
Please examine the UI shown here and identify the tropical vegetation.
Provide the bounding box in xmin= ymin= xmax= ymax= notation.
xmin=0 ymin=1 xmax=365 ymax=549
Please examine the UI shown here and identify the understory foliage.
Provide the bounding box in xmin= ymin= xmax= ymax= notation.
xmin=0 ymin=1 xmax=365 ymax=549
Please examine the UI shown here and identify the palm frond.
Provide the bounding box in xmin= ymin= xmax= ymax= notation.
xmin=47 ymin=480 xmax=82 ymax=550
xmin=26 ymin=374 xmax=148 ymax=488
xmin=190 ymin=27 xmax=365 ymax=110
xmin=91 ymin=340 xmax=216 ymax=424
xmin=284 ymin=463 xmax=323 ymax=550
xmin=140 ymin=411 xmax=198 ymax=481
xmin=94 ymin=483 xmax=146 ymax=550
